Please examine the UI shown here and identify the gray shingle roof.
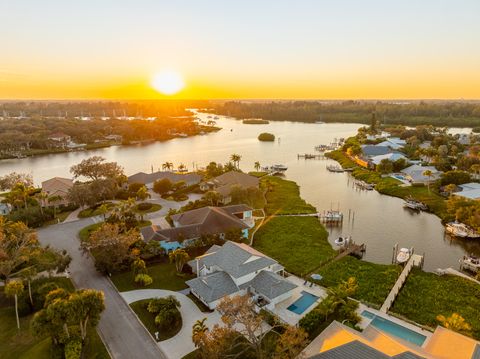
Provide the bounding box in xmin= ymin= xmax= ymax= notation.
xmin=128 ymin=171 xmax=201 ymax=186
xmin=361 ymin=145 xmax=392 ymax=157
xmin=392 ymin=352 xmax=425 ymax=359
xmin=309 ymin=340 xmax=390 ymax=359
xmin=191 ymin=241 xmax=278 ymax=278
xmin=186 ymin=271 xmax=239 ymax=303
xmin=246 ymin=271 xmax=297 ymax=300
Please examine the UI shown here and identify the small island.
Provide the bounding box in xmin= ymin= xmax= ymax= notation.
xmin=258 ymin=132 xmax=275 ymax=141
xmin=243 ymin=119 xmax=269 ymax=124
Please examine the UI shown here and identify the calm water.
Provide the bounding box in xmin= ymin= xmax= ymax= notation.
xmin=1 ymin=113 xmax=478 ymax=271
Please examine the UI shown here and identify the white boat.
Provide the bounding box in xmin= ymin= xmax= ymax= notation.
xmin=396 ymin=248 xmax=411 ymax=264
xmin=334 ymin=236 xmax=351 ymax=247
xmin=403 ymin=197 xmax=428 ymax=211
xmin=355 ymin=180 xmax=374 ymax=190
xmin=324 ymin=210 xmax=343 ymax=221
xmin=271 ymin=164 xmax=288 ymax=172
xmin=446 ymin=222 xmax=480 ymax=239
xmin=326 ymin=164 xmax=344 ymax=173
xmin=460 ymin=255 xmax=480 ymax=273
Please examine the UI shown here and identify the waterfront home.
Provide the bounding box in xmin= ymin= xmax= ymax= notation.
xmin=303 ymin=320 xmax=480 ymax=359
xmin=41 ymin=177 xmax=74 ymax=206
xmin=361 ymin=145 xmax=391 ymax=157
xmin=377 ymin=137 xmax=407 ymax=150
xmin=369 ymin=152 xmax=409 ymax=167
xmin=453 ymin=182 xmax=480 ymax=200
xmin=140 ymin=204 xmax=254 ymax=251
xmin=186 ymin=241 xmax=297 ymax=310
xmin=0 ymin=203 xmax=11 ymax=216
xmin=128 ymin=171 xmax=201 ymax=189
xmin=200 ymin=171 xmax=260 ymax=204
xmin=401 ymin=165 xmax=442 ymax=184
xmin=48 ymin=132 xmax=71 ymax=143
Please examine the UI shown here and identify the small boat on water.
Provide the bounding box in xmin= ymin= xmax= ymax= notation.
xmin=396 ymin=248 xmax=411 ymax=264
xmin=271 ymin=164 xmax=288 ymax=172
xmin=446 ymin=221 xmax=480 ymax=239
xmin=323 ymin=210 xmax=344 ymax=222
xmin=460 ymin=255 xmax=480 ymax=273
xmin=334 ymin=236 xmax=352 ymax=247
xmin=354 ymin=179 xmax=374 ymax=190
xmin=326 ymin=164 xmax=344 ymax=173
xmin=403 ymin=197 xmax=428 ymax=211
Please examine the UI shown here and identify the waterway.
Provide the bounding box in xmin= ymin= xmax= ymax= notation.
xmin=0 ymin=113 xmax=478 ymax=271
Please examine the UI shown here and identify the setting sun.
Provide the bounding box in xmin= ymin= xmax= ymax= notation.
xmin=151 ymin=70 xmax=185 ymax=95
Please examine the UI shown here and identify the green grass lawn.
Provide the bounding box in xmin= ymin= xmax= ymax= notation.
xmin=129 ymin=299 xmax=182 ymax=341
xmin=78 ymin=202 xmax=116 ymax=218
xmin=111 ymin=262 xmax=195 ymax=292
xmin=253 ymin=217 xmax=335 ymax=275
xmin=0 ymin=278 xmax=109 ymax=359
xmin=316 ymin=256 xmax=402 ymax=307
xmin=261 ymin=176 xmax=316 ymax=215
xmin=392 ymin=269 xmax=480 ymax=339
xmin=133 ymin=203 xmax=162 ymax=214
xmin=79 ymin=220 xmax=152 ymax=241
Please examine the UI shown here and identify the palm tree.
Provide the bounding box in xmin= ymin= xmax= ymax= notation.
xmin=444 ymin=184 xmax=457 ymax=197
xmin=136 ymin=186 xmax=150 ymax=201
xmin=423 ymin=170 xmax=433 ymax=194
xmin=168 ymin=249 xmax=190 ymax=273
xmin=230 ymin=154 xmax=241 ymax=169
xmin=254 ymin=161 xmax=261 ymax=172
xmin=437 ymin=313 xmax=471 ymax=334
xmin=48 ymin=195 xmax=63 ymax=219
xmin=162 ymin=162 xmax=173 ymax=171
xmin=35 ymin=191 xmax=49 ymax=216
xmin=192 ymin=318 xmax=208 ymax=348
xmin=5 ymin=280 xmax=24 ymax=329
xmin=178 ymin=163 xmax=187 ymax=172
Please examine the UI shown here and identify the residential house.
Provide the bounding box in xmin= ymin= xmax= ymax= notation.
xmin=453 ymin=182 xmax=480 ymax=200
xmin=369 ymin=152 xmax=409 ymax=167
xmin=200 ymin=171 xmax=260 ymax=204
xmin=401 ymin=165 xmax=442 ymax=185
xmin=128 ymin=171 xmax=201 ymax=189
xmin=361 ymin=145 xmax=392 ymax=158
xmin=41 ymin=177 xmax=74 ymax=206
xmin=186 ymin=241 xmax=297 ymax=310
xmin=0 ymin=203 xmax=11 ymax=216
xmin=48 ymin=132 xmax=71 ymax=142
xmin=303 ymin=320 xmax=480 ymax=359
xmin=141 ymin=204 xmax=254 ymax=251
xmin=377 ymin=137 xmax=407 ymax=150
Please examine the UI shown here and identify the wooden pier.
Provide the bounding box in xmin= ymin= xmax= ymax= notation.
xmin=297 ymin=153 xmax=324 ymax=159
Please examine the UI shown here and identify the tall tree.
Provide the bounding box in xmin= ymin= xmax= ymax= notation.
xmin=70 ymin=156 xmax=124 ymax=181
xmin=168 ymin=249 xmax=189 ymax=273
xmin=423 ymin=169 xmax=433 ymax=193
xmin=0 ymin=172 xmax=33 ymax=191
xmin=254 ymin=161 xmax=261 ymax=172
xmin=5 ymin=279 xmax=24 ymax=329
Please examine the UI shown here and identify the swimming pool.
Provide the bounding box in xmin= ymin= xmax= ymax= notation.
xmin=361 ymin=310 xmax=427 ymax=346
xmin=287 ymin=291 xmax=319 ymax=314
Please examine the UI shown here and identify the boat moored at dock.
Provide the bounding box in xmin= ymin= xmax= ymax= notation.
xmin=403 ymin=197 xmax=428 ymax=211
xmin=446 ymin=221 xmax=480 ymax=239
xmin=460 ymin=255 xmax=480 ymax=274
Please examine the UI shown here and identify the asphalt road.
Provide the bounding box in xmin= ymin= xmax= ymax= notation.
xmin=37 ymin=218 xmax=167 ymax=359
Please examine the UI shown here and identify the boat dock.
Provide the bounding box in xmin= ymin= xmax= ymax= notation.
xmin=380 ymin=253 xmax=424 ymax=313
xmin=297 ymin=153 xmax=324 ymax=159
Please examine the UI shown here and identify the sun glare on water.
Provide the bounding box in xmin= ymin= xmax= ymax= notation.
xmin=151 ymin=70 xmax=185 ymax=95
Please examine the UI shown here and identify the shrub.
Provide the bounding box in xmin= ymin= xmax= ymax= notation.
xmin=258 ymin=132 xmax=275 ymax=141
xmin=135 ymin=273 xmax=153 ymax=287
xmin=128 ymin=182 xmax=145 ymax=193
xmin=116 ymin=189 xmax=132 ymax=200
xmin=153 ymin=178 xmax=173 ymax=195
xmin=65 ymin=339 xmax=82 ymax=359
xmin=137 ymin=202 xmax=153 ymax=211
xmin=440 ymin=170 xmax=471 ymax=186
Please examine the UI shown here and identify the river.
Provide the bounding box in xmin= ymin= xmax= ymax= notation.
xmin=0 ymin=113 xmax=478 ymax=271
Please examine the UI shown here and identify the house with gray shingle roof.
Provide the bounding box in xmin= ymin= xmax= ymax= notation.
xmin=128 ymin=171 xmax=201 ymax=188
xmin=186 ymin=241 xmax=297 ymax=310
xmin=200 ymin=171 xmax=260 ymax=204
xmin=140 ymin=204 xmax=254 ymax=252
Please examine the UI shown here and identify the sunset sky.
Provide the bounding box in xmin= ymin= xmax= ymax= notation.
xmin=1 ymin=0 xmax=480 ymax=100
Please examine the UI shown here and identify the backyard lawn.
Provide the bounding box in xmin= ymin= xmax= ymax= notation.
xmin=261 ymin=176 xmax=316 ymax=215
xmin=253 ymin=216 xmax=335 ymax=275
xmin=316 ymin=256 xmax=402 ymax=307
xmin=392 ymin=269 xmax=480 ymax=339
xmin=129 ymin=299 xmax=182 ymax=341
xmin=111 ymin=262 xmax=195 ymax=292
xmin=78 ymin=202 xmax=116 ymax=218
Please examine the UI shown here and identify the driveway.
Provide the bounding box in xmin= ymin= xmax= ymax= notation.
xmin=121 ymin=289 xmax=222 ymax=359
xmin=36 ymin=219 xmax=167 ymax=359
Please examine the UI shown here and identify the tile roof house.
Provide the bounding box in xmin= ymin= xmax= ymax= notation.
xmin=41 ymin=177 xmax=74 ymax=206
xmin=200 ymin=171 xmax=260 ymax=204
xmin=186 ymin=241 xmax=297 ymax=309
xmin=141 ymin=204 xmax=254 ymax=251
xmin=303 ymin=320 xmax=480 ymax=359
xmin=128 ymin=171 xmax=201 ymax=188
xmin=401 ymin=165 xmax=442 ymax=184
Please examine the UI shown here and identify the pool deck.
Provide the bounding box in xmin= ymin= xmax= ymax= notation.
xmin=272 ymin=275 xmax=328 ymax=325
xmin=357 ymin=304 xmax=433 ymax=345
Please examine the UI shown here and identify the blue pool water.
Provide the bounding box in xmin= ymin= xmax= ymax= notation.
xmin=287 ymin=291 xmax=319 ymax=314
xmin=361 ymin=310 xmax=427 ymax=346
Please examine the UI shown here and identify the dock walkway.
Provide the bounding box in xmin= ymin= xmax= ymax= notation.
xmin=380 ymin=254 xmax=423 ymax=313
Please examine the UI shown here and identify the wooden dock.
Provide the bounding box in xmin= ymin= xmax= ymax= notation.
xmin=297 ymin=153 xmax=324 ymax=159
xmin=380 ymin=254 xmax=423 ymax=313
